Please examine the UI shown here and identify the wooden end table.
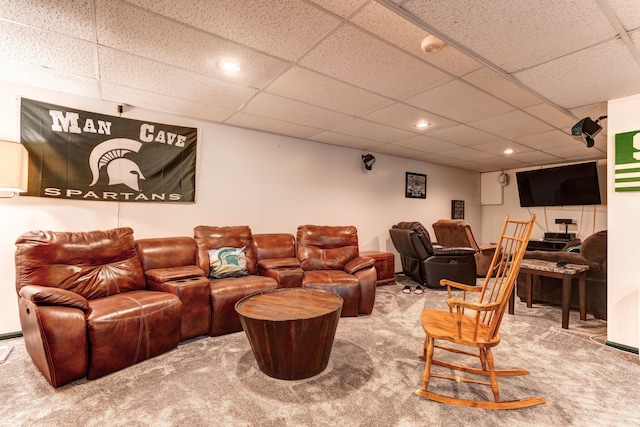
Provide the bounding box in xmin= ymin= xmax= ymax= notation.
xmin=509 ymin=259 xmax=589 ymax=329
xmin=360 ymin=251 xmax=396 ymax=286
xmin=235 ymin=288 xmax=343 ymax=380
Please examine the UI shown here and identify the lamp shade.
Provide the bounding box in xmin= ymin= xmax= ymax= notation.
xmin=0 ymin=140 xmax=28 ymax=194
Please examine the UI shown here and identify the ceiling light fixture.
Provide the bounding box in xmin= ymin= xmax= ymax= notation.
xmin=420 ymin=35 xmax=445 ymax=54
xmin=218 ymin=60 xmax=241 ymax=73
xmin=504 ymin=148 xmax=514 ymax=155
xmin=415 ymin=121 xmax=431 ymax=129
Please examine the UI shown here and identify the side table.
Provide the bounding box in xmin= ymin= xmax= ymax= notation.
xmin=360 ymin=251 xmax=396 ymax=286
xmin=509 ymin=259 xmax=589 ymax=329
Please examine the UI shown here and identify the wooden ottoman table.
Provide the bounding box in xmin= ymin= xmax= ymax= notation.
xmin=235 ymin=288 xmax=343 ymax=380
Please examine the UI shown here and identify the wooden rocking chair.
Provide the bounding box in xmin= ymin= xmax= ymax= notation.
xmin=416 ymin=215 xmax=546 ymax=410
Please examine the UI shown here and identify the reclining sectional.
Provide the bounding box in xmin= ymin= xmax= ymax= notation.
xmin=14 ymin=224 xmax=376 ymax=387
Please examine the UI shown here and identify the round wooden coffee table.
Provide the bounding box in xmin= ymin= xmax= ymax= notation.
xmin=235 ymin=288 xmax=343 ymax=380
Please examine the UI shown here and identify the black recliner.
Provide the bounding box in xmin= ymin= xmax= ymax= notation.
xmin=389 ymin=222 xmax=477 ymax=289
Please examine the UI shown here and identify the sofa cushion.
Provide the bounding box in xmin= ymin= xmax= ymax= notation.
xmin=208 ymin=247 xmax=249 ymax=279
xmin=15 ymin=227 xmax=146 ymax=300
xmin=194 ymin=225 xmax=258 ymax=275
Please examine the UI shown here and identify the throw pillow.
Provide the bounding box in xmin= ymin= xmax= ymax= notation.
xmin=208 ymin=247 xmax=249 ymax=279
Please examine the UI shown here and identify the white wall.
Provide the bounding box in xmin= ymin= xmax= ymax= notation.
xmin=0 ymin=82 xmax=481 ymax=334
xmin=481 ymin=161 xmax=608 ymax=244
xmin=607 ymin=92 xmax=640 ymax=350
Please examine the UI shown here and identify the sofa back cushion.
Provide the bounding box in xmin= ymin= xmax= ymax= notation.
xmin=135 ymin=236 xmax=197 ymax=270
xmin=432 ymin=219 xmax=479 ymax=250
xmin=15 ymin=227 xmax=146 ymax=299
xmin=193 ymin=225 xmax=257 ymax=276
xmin=252 ymin=233 xmax=296 ymax=260
xmin=296 ymin=225 xmax=359 ymax=271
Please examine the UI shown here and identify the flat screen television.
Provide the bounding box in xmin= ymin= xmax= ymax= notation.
xmin=515 ymin=162 xmax=601 ymax=207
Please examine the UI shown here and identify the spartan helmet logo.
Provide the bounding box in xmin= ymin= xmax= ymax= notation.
xmin=89 ymin=138 xmax=145 ymax=191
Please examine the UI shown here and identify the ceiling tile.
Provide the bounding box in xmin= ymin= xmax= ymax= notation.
xmin=101 ymin=82 xmax=236 ymax=123
xmin=350 ymin=1 xmax=482 ymax=76
xmin=330 ymin=118 xmax=417 ymax=143
xmin=241 ymin=92 xmax=352 ymax=128
xmin=0 ymin=60 xmax=99 ymax=98
xmin=0 ymin=0 xmax=93 ymax=40
xmin=96 ymin=0 xmax=289 ymax=89
xmin=462 ymin=66 xmax=542 ymax=108
xmin=266 ymin=66 xmax=393 ymax=116
xmin=127 ymin=0 xmax=340 ymax=61
xmin=469 ymin=157 xmax=528 ymax=172
xmin=541 ymin=145 xmax=607 ymax=162
xmin=362 ymin=103 xmax=456 ymax=133
xmin=310 ymin=131 xmax=386 ymax=151
xmin=608 ymin=0 xmax=640 ymax=31
xmin=405 ymin=80 xmax=514 ymax=122
xmin=509 ymin=150 xmax=563 ymax=166
xmin=426 ymin=125 xmax=502 ymax=146
xmin=0 ymin=20 xmax=95 ymax=78
xmin=438 ymin=147 xmax=495 ymax=161
xmin=402 ymin=0 xmax=617 ymax=73
xmin=523 ymin=103 xmax=577 ymax=129
xmin=98 ymin=47 xmax=258 ymax=110
xmin=514 ymin=38 xmax=640 ymax=109
xmin=392 ymin=135 xmax=462 ymax=153
xmin=225 ymin=111 xmax=323 ymax=139
xmin=307 ymin=0 xmax=368 ymax=18
xmin=513 ymin=129 xmax=577 ymax=150
xmin=371 ymin=144 xmax=424 ymax=159
xmin=470 ymin=110 xmax=554 ymax=139
xmin=472 ymin=140 xmax=535 ymax=156
xmin=299 ymin=24 xmax=452 ymax=99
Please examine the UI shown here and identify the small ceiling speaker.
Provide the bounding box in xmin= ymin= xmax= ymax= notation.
xmin=362 ymin=153 xmax=376 ymax=171
xmin=421 ymin=35 xmax=445 ymax=54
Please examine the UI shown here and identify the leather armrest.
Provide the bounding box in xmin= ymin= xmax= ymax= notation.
xmin=257 ymin=258 xmax=301 ymax=269
xmin=345 ymin=256 xmax=375 ymax=274
xmin=144 ymin=266 xmax=205 ymax=283
xmin=433 ymin=246 xmax=477 ymax=256
xmin=19 ymin=285 xmax=89 ymax=311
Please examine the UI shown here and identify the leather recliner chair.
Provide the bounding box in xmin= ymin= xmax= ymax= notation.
xmin=296 ymin=225 xmax=377 ymax=317
xmin=432 ymin=219 xmax=498 ymax=277
xmin=389 ymin=221 xmax=477 ymax=289
xmin=15 ymin=227 xmax=182 ymax=387
xmin=194 ymin=225 xmax=278 ymax=336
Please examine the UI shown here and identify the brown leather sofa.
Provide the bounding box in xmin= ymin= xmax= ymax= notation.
xmin=517 ymin=230 xmax=607 ymax=320
xmin=296 ymin=225 xmax=376 ymax=317
xmin=15 ymin=224 xmax=377 ymax=387
xmin=15 ymin=228 xmax=182 ymax=388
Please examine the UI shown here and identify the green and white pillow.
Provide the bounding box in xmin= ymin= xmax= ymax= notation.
xmin=208 ymin=247 xmax=249 ymax=279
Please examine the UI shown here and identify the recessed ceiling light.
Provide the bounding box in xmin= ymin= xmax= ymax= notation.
xmin=218 ymin=60 xmax=240 ymax=73
xmin=504 ymin=148 xmax=514 ymax=155
xmin=415 ymin=121 xmax=431 ymax=129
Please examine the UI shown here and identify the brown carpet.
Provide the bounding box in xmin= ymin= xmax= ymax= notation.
xmin=0 ymin=275 xmax=638 ymax=426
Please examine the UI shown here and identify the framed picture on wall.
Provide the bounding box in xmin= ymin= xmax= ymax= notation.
xmin=405 ymin=172 xmax=426 ymax=199
xmin=451 ymin=200 xmax=465 ymax=219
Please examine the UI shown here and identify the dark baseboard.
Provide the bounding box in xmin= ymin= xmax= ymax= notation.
xmin=605 ymin=340 xmax=639 ymax=355
xmin=0 ymin=332 xmax=22 ymax=340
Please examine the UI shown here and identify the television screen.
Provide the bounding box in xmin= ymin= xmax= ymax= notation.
xmin=515 ymin=162 xmax=601 ymax=207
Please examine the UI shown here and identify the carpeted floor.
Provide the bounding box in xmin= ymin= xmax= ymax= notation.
xmin=0 ymin=275 xmax=638 ymax=426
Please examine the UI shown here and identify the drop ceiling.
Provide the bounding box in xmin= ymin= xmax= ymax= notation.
xmin=1 ymin=0 xmax=639 ymax=172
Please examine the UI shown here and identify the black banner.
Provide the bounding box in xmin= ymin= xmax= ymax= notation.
xmin=20 ymin=98 xmax=197 ymax=202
